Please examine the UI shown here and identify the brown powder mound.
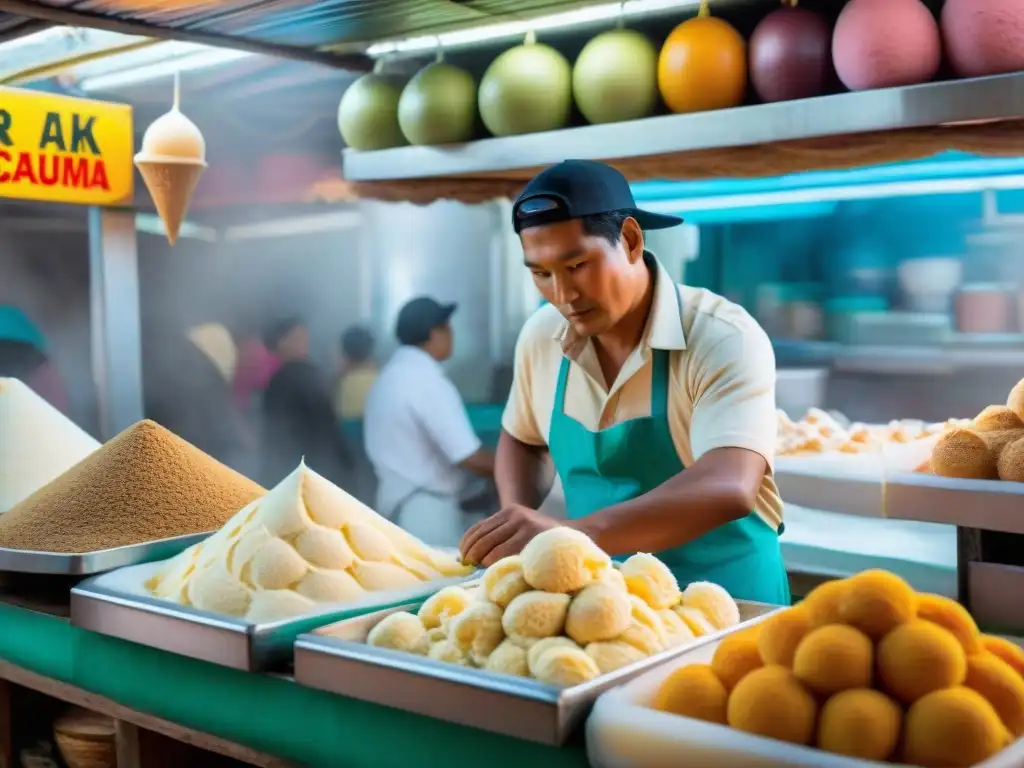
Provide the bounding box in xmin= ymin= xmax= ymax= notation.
xmin=0 ymin=419 xmax=264 ymax=553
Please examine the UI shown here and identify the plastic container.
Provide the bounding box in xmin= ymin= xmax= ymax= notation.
xmin=897 ymin=257 xmax=962 ymax=313
xmin=775 ymin=368 xmax=828 ymax=418
xmin=956 ymin=283 xmax=1014 ymax=333
xmin=587 ymin=633 xmax=1024 ymax=768
xmin=823 ymin=296 xmax=889 ymax=344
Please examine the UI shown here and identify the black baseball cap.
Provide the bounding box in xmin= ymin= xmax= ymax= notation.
xmin=396 ymin=297 xmax=456 ymax=346
xmin=512 ymin=159 xmax=683 ymax=234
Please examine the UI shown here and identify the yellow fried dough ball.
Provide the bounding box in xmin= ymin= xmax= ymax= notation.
xmin=481 ymin=556 xmax=531 ymax=608
xmin=520 ymin=527 xmax=610 ymax=593
xmin=294 ymin=567 xmax=365 ymax=603
xmin=657 ymin=608 xmax=696 ymax=648
xmin=981 ymin=635 xmax=1024 ymax=676
xmin=245 ymin=589 xmax=316 ymax=623
xmin=585 ymin=641 xmax=647 ymax=674
xmin=680 ymin=581 xmax=740 ymax=630
xmin=527 ymin=637 xmax=580 ymax=675
xmin=294 ymin=525 xmax=356 ymax=570
xmin=367 ymin=611 xmax=430 ymax=655
xmin=904 ymin=687 xmax=1013 ymax=767
xmin=619 ymin=553 xmax=680 ymax=609
xmin=838 ymin=569 xmax=916 ymax=640
xmin=673 ymin=605 xmax=717 ymax=638
xmin=727 ymin=665 xmax=817 ymax=745
xmin=426 ymin=626 xmax=447 ymax=643
xmin=449 ymin=600 xmax=505 ymax=662
xmin=428 ymin=640 xmax=470 ymax=665
xmin=652 ymin=663 xmax=728 ymax=724
xmin=997 ymin=435 xmax=1024 ymax=483
xmin=932 ymin=427 xmax=998 ymax=480
xmin=616 ymin=619 xmax=665 ymax=656
xmin=248 ymin=537 xmax=309 ymax=590
xmin=417 ymin=586 xmax=473 ymax=630
xmin=877 ymin=619 xmax=966 ymax=703
xmin=817 ymin=688 xmax=902 ymax=761
xmin=1007 ymin=378 xmax=1024 ymax=420
xmin=350 ymin=560 xmax=421 ymax=591
xmin=974 ymin=405 xmax=1024 ymax=431
xmin=565 ymin=582 xmax=632 ymax=645
xmin=801 ymin=578 xmax=847 ymax=627
xmin=596 ymin=566 xmax=628 ymax=592
xmin=758 ymin=607 xmax=813 ymax=667
xmin=485 ymin=639 xmax=530 ymax=677
xmin=711 ymin=628 xmax=764 ymax=691
xmin=793 ymin=624 xmax=873 ymax=695
xmin=966 ymin=652 xmax=1024 ymax=737
xmin=503 ymin=591 xmax=571 ymax=642
xmin=532 ymin=646 xmax=601 ymax=687
xmin=916 ymin=593 xmax=982 ymax=654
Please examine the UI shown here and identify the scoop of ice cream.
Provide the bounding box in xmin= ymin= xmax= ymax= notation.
xmin=245 ymin=589 xmax=315 ymax=623
xmin=449 ymin=601 xmax=505 ymax=662
xmin=527 ymin=636 xmax=581 ymax=676
xmin=520 ymin=527 xmax=610 ymax=593
xmin=367 ymin=611 xmax=430 ymax=655
xmin=294 ymin=526 xmax=356 ymax=570
xmin=673 ymin=605 xmax=718 ymax=637
xmin=248 ymin=537 xmax=309 ymax=590
xmin=350 ymin=560 xmax=422 ymax=591
xmin=597 ymin=566 xmax=628 ymax=592
xmin=485 ymin=639 xmax=530 ymax=676
xmin=620 ymin=553 xmax=681 ymax=609
xmin=586 ymin=640 xmax=648 ymax=674
xmin=136 ymin=107 xmax=207 ymax=164
xmin=187 ymin=557 xmax=252 ymax=616
xmin=502 ymin=591 xmax=571 ymax=642
xmin=418 ymin=586 xmax=474 ymax=630
xmin=629 ymin=595 xmax=668 ymax=645
xmin=616 ymin=619 xmax=664 ymax=656
xmin=681 ymin=582 xmax=740 ymax=630
xmin=294 ymin=567 xmax=364 ymax=603
xmin=532 ymin=646 xmax=601 ymax=687
xmin=565 ymin=582 xmax=632 ymax=645
xmin=428 ymin=640 xmax=470 ymax=665
xmin=658 ymin=608 xmax=697 ymax=648
xmin=426 ymin=626 xmax=447 ymax=643
xmin=481 ymin=556 xmax=531 ymax=607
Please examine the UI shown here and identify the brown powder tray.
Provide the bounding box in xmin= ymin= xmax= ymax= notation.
xmin=70 ymin=567 xmax=480 ymax=672
xmin=0 ymin=533 xmax=210 ymax=576
xmin=292 ymin=600 xmax=781 ymax=746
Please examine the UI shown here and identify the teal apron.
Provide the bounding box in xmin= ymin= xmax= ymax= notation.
xmin=548 ymin=346 xmax=790 ymax=606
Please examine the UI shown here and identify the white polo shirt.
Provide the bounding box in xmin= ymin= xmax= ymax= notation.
xmin=364 ymin=346 xmax=481 ymax=517
xmin=502 ymin=256 xmax=783 ymax=528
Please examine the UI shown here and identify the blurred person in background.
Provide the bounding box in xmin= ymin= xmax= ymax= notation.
xmin=334 ymin=325 xmax=378 ymax=420
xmin=144 ymin=322 xmax=249 ymax=468
xmin=364 ymin=297 xmax=494 ymax=547
xmin=233 ymin=328 xmax=280 ymax=415
xmin=261 ymin=316 xmax=353 ymax=487
xmin=0 ymin=306 xmax=68 ymax=413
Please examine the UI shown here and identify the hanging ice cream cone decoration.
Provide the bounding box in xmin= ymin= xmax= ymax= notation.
xmin=134 ymin=73 xmax=207 ymax=245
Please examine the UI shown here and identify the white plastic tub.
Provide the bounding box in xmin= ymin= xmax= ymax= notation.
xmin=587 ymin=633 xmax=1024 ymax=768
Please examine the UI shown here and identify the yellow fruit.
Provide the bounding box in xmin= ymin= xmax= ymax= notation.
xmin=966 ymin=653 xmax=1024 ymax=737
xmin=800 ymin=579 xmax=846 ymax=627
xmin=711 ymin=629 xmax=763 ymax=691
xmin=916 ymin=593 xmax=981 ymax=654
xmin=658 ymin=15 xmax=747 ymax=114
xmin=904 ymin=687 xmax=1012 ymax=767
xmin=727 ymin=665 xmax=817 ymax=745
xmin=981 ymin=635 xmax=1024 ymax=677
xmin=838 ymin=569 xmax=917 ymax=639
xmin=651 ymin=663 xmax=728 ymax=724
xmin=878 ymin=620 xmax=966 ymax=704
xmin=758 ymin=607 xmax=812 ymax=667
xmin=792 ymin=625 xmax=873 ymax=695
xmin=817 ymin=688 xmax=901 ymax=761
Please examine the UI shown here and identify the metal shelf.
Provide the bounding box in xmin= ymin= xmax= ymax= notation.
xmin=343 ymin=72 xmax=1024 ymax=182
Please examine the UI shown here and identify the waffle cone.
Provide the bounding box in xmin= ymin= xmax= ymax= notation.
xmin=136 ymin=160 xmax=205 ymax=245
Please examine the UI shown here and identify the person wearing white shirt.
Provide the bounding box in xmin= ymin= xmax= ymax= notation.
xmin=364 ymin=297 xmax=495 ymax=547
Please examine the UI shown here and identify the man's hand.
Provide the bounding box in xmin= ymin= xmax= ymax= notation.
xmin=459 ymin=505 xmax=561 ymax=567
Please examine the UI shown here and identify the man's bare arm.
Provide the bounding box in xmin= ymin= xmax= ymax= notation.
xmin=494 ymin=429 xmax=544 ymax=508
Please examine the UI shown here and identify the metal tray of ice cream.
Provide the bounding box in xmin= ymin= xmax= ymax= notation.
xmin=70 ymin=560 xmax=478 ymax=672
xmin=0 ymin=532 xmax=211 ymax=576
xmin=293 ymin=600 xmax=781 ymax=745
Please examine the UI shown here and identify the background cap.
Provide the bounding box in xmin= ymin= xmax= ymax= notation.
xmin=512 ymin=159 xmax=684 ymax=233
xmin=396 ymin=297 xmax=457 ymax=346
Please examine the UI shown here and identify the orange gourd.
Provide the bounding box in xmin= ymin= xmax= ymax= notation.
xmin=658 ymin=0 xmax=747 ymax=114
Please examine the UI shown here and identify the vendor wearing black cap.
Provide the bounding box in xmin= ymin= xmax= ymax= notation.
xmin=364 ymin=297 xmax=495 ymax=547
xmin=460 ymin=160 xmax=788 ymax=604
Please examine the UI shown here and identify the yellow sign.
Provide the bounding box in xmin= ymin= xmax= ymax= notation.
xmin=0 ymin=87 xmax=134 ymax=206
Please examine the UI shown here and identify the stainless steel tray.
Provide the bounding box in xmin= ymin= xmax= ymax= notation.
xmin=294 ymin=599 xmax=780 ymax=745
xmin=0 ymin=533 xmax=210 ymax=575
xmin=71 ymin=563 xmax=478 ymax=672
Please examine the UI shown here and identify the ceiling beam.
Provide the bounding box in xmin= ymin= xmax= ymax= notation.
xmin=0 ymin=0 xmax=372 ymax=71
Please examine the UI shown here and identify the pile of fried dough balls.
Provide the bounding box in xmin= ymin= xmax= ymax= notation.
xmin=930 ymin=377 xmax=1024 ymax=481
xmin=652 ymin=569 xmax=1024 ymax=766
xmin=363 ymin=527 xmax=741 ymax=687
